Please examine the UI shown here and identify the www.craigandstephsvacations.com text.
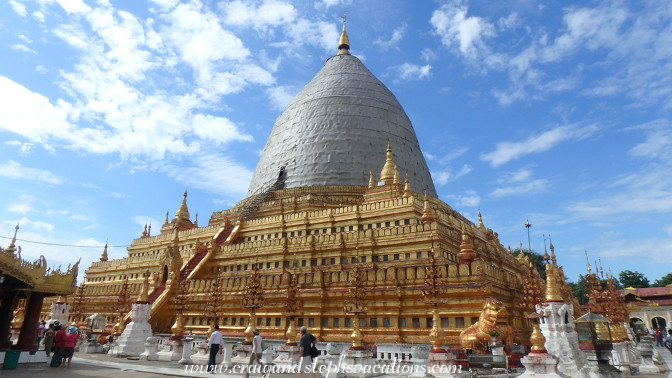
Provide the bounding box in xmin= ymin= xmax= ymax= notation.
xmin=184 ymin=356 xmax=463 ymax=377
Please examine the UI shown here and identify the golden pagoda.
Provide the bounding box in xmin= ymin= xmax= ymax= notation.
xmin=48 ymin=24 xmax=534 ymax=348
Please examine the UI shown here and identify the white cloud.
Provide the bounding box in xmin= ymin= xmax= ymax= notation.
xmin=490 ymin=178 xmax=548 ymax=198
xmin=430 ymin=0 xmax=495 ymax=60
xmin=266 ymin=85 xmax=297 ymax=111
xmin=444 ymin=190 xmax=481 ymax=208
xmin=421 ymin=48 xmax=436 ymax=62
xmin=374 ymin=24 xmax=406 ymax=50
xmin=0 ymin=160 xmax=64 ymax=185
xmin=192 ymin=114 xmax=253 ymax=144
xmin=5 ymin=141 xmax=34 ymax=155
xmin=433 ymin=171 xmax=451 ymax=186
xmin=9 ymin=0 xmax=27 ymax=17
xmin=481 ymin=123 xmax=598 ymax=167
xmin=35 ymin=65 xmax=48 ymax=74
xmin=8 ymin=195 xmax=36 ymax=214
xmin=628 ymin=119 xmax=672 ymax=162
xmin=396 ymin=63 xmax=432 ymax=81
xmin=56 ymin=0 xmax=92 ymax=15
xmin=223 ymin=0 xmax=297 ymax=33
xmin=10 ymin=44 xmax=37 ymax=54
xmin=595 ymin=233 xmax=672 ymax=264
xmin=132 ymin=215 xmax=161 ymax=231
xmin=160 ymin=154 xmax=253 ymax=198
xmin=286 ymin=18 xmax=338 ymax=52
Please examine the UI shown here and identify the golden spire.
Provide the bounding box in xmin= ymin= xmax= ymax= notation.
xmin=585 ymin=250 xmax=592 ymax=273
xmin=393 ymin=166 xmax=400 ymax=185
xmin=138 ymin=270 xmax=150 ymax=302
xmin=337 ymin=14 xmax=350 ymax=55
xmin=530 ymin=321 xmax=547 ymax=353
xmin=175 ymin=189 xmax=190 ymax=220
xmin=549 ymin=236 xmax=557 ymax=267
xmin=545 ymin=259 xmax=562 ymax=302
xmin=142 ymin=224 xmax=148 ymax=237
xmin=379 ymin=143 xmax=397 ymax=185
xmin=147 ymin=224 xmax=151 ymax=236
xmin=368 ymin=170 xmax=375 ymax=188
xmin=421 ymin=192 xmax=434 ymax=224
xmin=403 ymin=173 xmax=411 ymax=198
xmin=477 ymin=211 xmax=485 ymax=230
xmin=100 ymin=242 xmax=109 ymax=262
xmin=458 ymin=222 xmax=476 ymax=263
xmin=163 ymin=211 xmax=169 ymax=225
xmin=194 ymin=212 xmax=198 ymax=227
xmin=6 ymin=222 xmax=19 ymax=253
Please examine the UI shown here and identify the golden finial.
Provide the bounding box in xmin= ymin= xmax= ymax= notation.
xmin=163 ymin=211 xmax=169 ymax=225
xmin=403 ymin=173 xmax=411 ymax=198
xmin=458 ymin=222 xmax=476 ymax=263
xmin=142 ymin=224 xmax=148 ymax=237
xmin=194 ymin=212 xmax=198 ymax=227
xmin=508 ymin=245 xmax=512 ymax=254
xmin=393 ymin=166 xmax=400 ymax=185
xmin=549 ymin=236 xmax=557 ymax=267
xmin=138 ymin=270 xmax=150 ymax=302
xmin=530 ymin=321 xmax=547 ymax=353
xmin=379 ymin=143 xmax=397 ymax=185
xmin=368 ymin=170 xmax=375 ymax=188
xmin=175 ymin=188 xmax=190 ymax=220
xmin=477 ymin=211 xmax=484 ymax=230
xmin=147 ymin=224 xmax=151 ymax=236
xmin=6 ymin=222 xmax=19 ymax=253
xmin=545 ymin=259 xmax=562 ymax=302
xmin=421 ymin=192 xmax=434 ymax=224
xmin=598 ymin=257 xmax=604 ymax=278
xmin=585 ymin=251 xmax=591 ymax=273
xmin=337 ymin=14 xmax=350 ymax=55
xmin=100 ymin=242 xmax=109 ymax=262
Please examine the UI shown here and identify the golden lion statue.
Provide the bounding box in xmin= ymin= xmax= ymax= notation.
xmin=459 ymin=297 xmax=503 ymax=353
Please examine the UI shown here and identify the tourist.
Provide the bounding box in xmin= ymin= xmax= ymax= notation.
xmin=654 ymin=328 xmax=664 ymax=347
xmin=206 ymin=325 xmax=222 ymax=373
xmin=297 ymin=326 xmax=317 ymax=378
xmin=62 ymin=326 xmax=78 ymax=368
xmin=43 ymin=325 xmax=55 ymax=357
xmin=37 ymin=321 xmax=46 ymax=346
xmin=50 ymin=325 xmax=66 ymax=367
xmin=244 ymin=328 xmax=264 ymax=378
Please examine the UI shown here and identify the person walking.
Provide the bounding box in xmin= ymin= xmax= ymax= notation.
xmin=655 ymin=328 xmax=664 ymax=347
xmin=244 ymin=329 xmax=264 ymax=378
xmin=298 ymin=326 xmax=317 ymax=378
xmin=50 ymin=325 xmax=66 ymax=367
xmin=206 ymin=325 xmax=223 ymax=373
xmin=62 ymin=326 xmax=78 ymax=368
xmin=43 ymin=325 xmax=55 ymax=357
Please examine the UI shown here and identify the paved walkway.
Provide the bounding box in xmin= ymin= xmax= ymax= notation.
xmin=3 ymin=347 xmax=672 ymax=377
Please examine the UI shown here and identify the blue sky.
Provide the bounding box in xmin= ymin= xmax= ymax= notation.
xmin=1 ymin=0 xmax=671 ymax=285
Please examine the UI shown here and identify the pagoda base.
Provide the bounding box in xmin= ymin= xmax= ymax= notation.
xmin=580 ymin=350 xmax=623 ymax=378
xmin=426 ymin=350 xmax=460 ymax=377
xmin=520 ymin=352 xmax=566 ymax=377
xmin=157 ymin=339 xmax=183 ymax=361
xmin=273 ymin=344 xmax=300 ymax=367
xmin=231 ymin=343 xmax=253 ymax=366
xmin=139 ymin=337 xmax=159 ymax=361
xmin=109 ymin=303 xmax=152 ymax=358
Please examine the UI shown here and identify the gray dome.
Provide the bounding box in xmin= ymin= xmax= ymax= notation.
xmin=247 ymin=54 xmax=436 ymax=197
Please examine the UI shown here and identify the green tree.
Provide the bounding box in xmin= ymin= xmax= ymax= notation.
xmin=568 ymin=276 xmax=589 ymax=305
xmin=618 ymin=270 xmax=650 ymax=288
xmin=653 ymin=272 xmax=672 ymax=287
xmin=511 ymin=248 xmax=547 ymax=280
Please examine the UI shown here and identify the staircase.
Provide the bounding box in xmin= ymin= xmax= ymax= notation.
xmin=179 ymin=250 xmax=208 ymax=281
xmin=147 ymin=286 xmax=165 ymax=303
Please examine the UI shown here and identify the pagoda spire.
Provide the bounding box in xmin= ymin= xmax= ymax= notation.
xmin=163 ymin=211 xmax=169 ymax=225
xmin=194 ymin=212 xmax=198 ymax=227
xmin=100 ymin=242 xmax=109 ymax=262
xmin=175 ymin=188 xmax=190 ymax=220
xmin=421 ymin=192 xmax=434 ymax=224
xmin=393 ymin=166 xmax=400 ymax=185
xmin=477 ymin=211 xmax=485 ymax=230
xmin=368 ymin=170 xmax=375 ymax=188
xmin=337 ymin=14 xmax=350 ymax=55
xmin=6 ymin=222 xmax=19 ymax=254
xmin=403 ymin=173 xmax=411 ymax=198
xmin=458 ymin=222 xmax=476 ymax=263
xmin=380 ymin=143 xmax=397 ymax=185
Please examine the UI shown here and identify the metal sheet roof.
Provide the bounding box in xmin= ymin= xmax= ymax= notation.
xmin=247 ymin=54 xmax=436 ymax=197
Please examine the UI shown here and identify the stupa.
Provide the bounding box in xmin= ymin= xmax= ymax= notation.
xmin=43 ymin=19 xmax=532 ymax=354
